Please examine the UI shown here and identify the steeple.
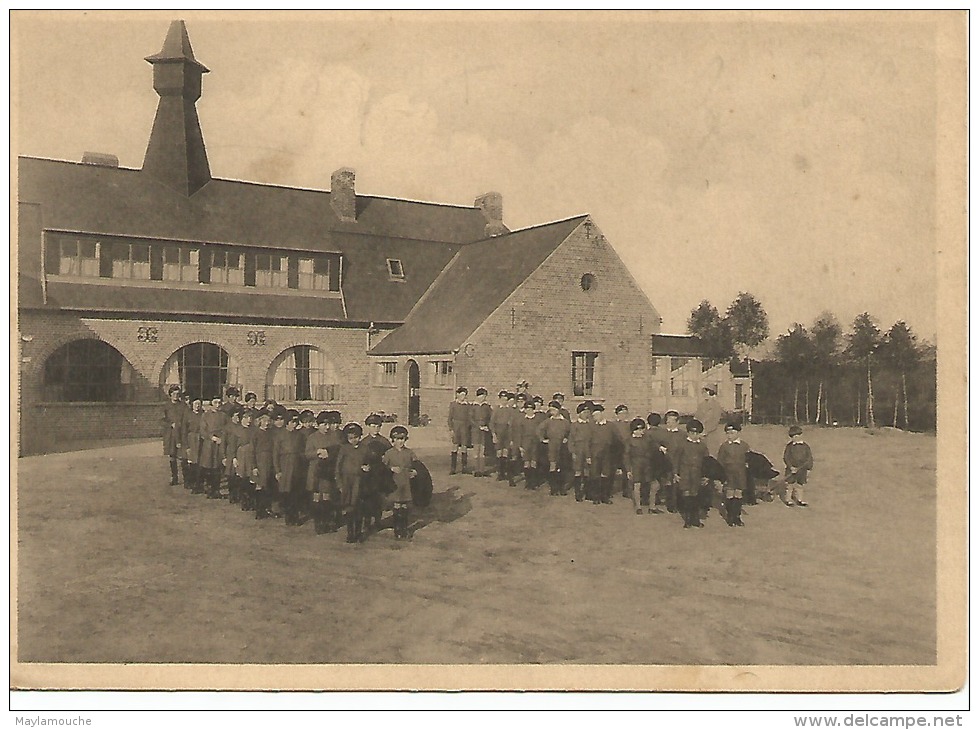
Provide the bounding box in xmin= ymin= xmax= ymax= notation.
xmin=141 ymin=20 xmax=211 ymax=196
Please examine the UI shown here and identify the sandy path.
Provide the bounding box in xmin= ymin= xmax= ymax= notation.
xmin=16 ymin=426 xmax=936 ymax=665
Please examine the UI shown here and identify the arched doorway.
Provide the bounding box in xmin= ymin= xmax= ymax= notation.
xmin=406 ymin=359 xmax=420 ymax=426
xmin=161 ymin=343 xmax=238 ymax=402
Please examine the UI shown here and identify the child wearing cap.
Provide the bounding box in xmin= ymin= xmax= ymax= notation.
xmin=717 ymin=422 xmax=750 ymax=526
xmin=783 ymin=426 xmax=814 ymax=507
xmin=645 ymin=413 xmax=670 ymax=513
xmin=336 ymin=422 xmax=372 ymax=543
xmin=162 ymin=385 xmax=186 ymax=486
xmin=470 ymin=388 xmax=493 ymax=477
xmin=382 ymin=426 xmax=418 ymax=540
xmin=252 ymin=412 xmax=276 ymax=519
xmin=588 ymin=404 xmax=616 ymax=504
xmin=235 ymin=410 xmax=256 ymax=512
xmin=675 ymin=419 xmax=709 ymax=528
xmin=624 ymin=417 xmax=655 ymax=514
xmin=305 ymin=411 xmax=342 ymax=533
xmin=222 ymin=407 xmax=244 ymax=505
xmin=448 ymin=387 xmax=471 ymax=475
xmin=538 ymin=400 xmax=571 ymax=495
xmin=506 ymin=394 xmax=527 ymax=485
xmin=516 ymin=400 xmax=541 ymax=489
xmin=490 ymin=390 xmax=512 ymax=482
xmin=661 ymin=411 xmax=684 ymax=513
xmin=199 ymin=398 xmax=228 ymax=499
xmin=362 ymin=414 xmax=393 ymax=533
xmin=611 ymin=405 xmax=632 ymax=498
xmin=553 ymin=393 xmax=572 ymax=423
xmin=274 ymin=412 xmax=306 ymax=525
xmin=183 ymin=399 xmax=205 ymax=493
xmin=568 ymin=402 xmax=594 ymax=502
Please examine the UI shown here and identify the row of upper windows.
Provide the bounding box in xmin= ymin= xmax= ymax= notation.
xmin=44 ymin=233 xmax=375 ymax=292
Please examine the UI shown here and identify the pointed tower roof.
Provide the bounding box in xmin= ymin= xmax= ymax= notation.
xmin=145 ymin=20 xmax=209 ymax=72
xmin=141 ymin=20 xmax=212 ymax=196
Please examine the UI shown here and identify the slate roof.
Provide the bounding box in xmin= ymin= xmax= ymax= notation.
xmin=18 ymin=156 xmax=485 ymax=322
xmin=369 ymin=215 xmax=588 ymax=356
xmin=649 ymin=334 xmax=708 ymax=357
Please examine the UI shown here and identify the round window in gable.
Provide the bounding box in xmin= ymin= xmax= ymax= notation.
xmin=580 ymin=273 xmax=596 ymax=291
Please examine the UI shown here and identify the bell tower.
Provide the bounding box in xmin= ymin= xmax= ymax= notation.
xmin=141 ymin=20 xmax=211 ymax=196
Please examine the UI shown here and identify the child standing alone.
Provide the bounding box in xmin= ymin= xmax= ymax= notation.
xmin=783 ymin=425 xmax=814 ymax=507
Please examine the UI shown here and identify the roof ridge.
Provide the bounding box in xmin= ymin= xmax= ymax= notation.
xmin=463 ymin=213 xmax=589 ymax=245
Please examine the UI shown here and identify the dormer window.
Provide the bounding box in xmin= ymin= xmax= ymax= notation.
xmin=387 ymin=258 xmax=405 ymax=280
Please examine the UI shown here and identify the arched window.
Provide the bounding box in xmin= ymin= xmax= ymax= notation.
xmin=43 ymin=340 xmax=136 ymax=402
xmin=267 ymin=346 xmax=339 ymax=403
xmin=161 ymin=343 xmax=239 ymax=403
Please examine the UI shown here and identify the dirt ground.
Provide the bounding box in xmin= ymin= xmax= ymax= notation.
xmin=16 ymin=425 xmax=936 ymax=665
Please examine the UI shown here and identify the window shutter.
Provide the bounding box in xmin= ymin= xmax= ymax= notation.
xmin=98 ymin=242 xmax=113 ymax=278
xmin=244 ymin=252 xmax=256 ymax=286
xmin=198 ymin=249 xmax=211 ymax=284
xmin=287 ymin=256 xmax=299 ymax=289
xmin=330 ymin=255 xmax=341 ymax=291
xmin=149 ymin=245 xmax=163 ymax=280
xmin=44 ymin=234 xmax=60 ymax=275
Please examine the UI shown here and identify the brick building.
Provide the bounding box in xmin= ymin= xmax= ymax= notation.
xmin=16 ymin=21 xmax=748 ymax=455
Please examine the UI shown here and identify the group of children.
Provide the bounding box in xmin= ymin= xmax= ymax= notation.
xmin=445 ymin=383 xmax=816 ymax=529
xmin=161 ymin=386 xmax=419 ymax=543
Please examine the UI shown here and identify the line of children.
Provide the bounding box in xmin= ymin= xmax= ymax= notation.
xmin=161 ymin=389 xmax=426 ymax=543
xmin=442 ymin=384 xmax=815 ymax=528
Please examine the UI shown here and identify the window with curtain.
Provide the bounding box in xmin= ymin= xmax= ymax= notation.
xmin=256 ymin=253 xmax=289 ymax=289
xmin=267 ymin=346 xmax=339 ymax=402
xmin=163 ymin=245 xmax=199 ymax=282
xmin=571 ymin=351 xmax=598 ymax=397
xmin=431 ymin=360 xmax=452 ymax=387
xmin=43 ymin=339 xmax=136 ymax=402
xmin=58 ymin=238 xmax=100 ymax=277
xmin=110 ymin=241 xmax=151 ymax=280
xmin=209 ymin=250 xmax=244 ymax=285
xmin=298 ymin=257 xmax=330 ymax=290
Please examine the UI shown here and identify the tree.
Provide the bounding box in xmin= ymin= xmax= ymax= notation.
xmin=687 ymin=300 xmax=734 ymax=360
xmin=775 ymin=323 xmax=815 ymax=422
xmin=880 ymin=321 xmax=919 ymax=429
xmin=725 ymin=292 xmax=769 ymax=418
xmin=845 ymin=313 xmax=882 ymax=428
xmin=811 ymin=312 xmax=843 ymax=425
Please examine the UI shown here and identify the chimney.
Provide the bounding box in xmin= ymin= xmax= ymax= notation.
xmin=331 ymin=168 xmax=356 ymax=222
xmin=141 ymin=20 xmax=211 ymax=196
xmin=81 ymin=152 xmax=119 ymax=167
xmin=475 ymin=192 xmax=507 ymax=237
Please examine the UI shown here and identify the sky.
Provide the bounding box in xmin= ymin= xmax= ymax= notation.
xmin=13 ymin=12 xmax=942 ymax=344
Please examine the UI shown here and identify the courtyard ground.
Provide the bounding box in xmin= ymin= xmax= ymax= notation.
xmin=15 ymin=425 xmax=936 ymax=666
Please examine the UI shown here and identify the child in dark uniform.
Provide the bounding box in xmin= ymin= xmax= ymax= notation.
xmin=162 ymin=385 xmax=186 ymax=486
xmin=274 ymin=412 xmax=306 ymax=525
xmin=568 ymin=402 xmax=593 ymax=502
xmin=470 ymin=388 xmax=493 ymax=477
xmin=382 ymin=425 xmax=417 ymax=540
xmin=448 ymin=387 xmax=470 ymax=475
xmin=588 ymin=404 xmax=616 ymax=504
xmin=783 ymin=425 xmax=814 ymax=507
xmin=611 ymin=404 xmax=631 ymax=498
xmin=490 ymin=390 xmax=512 ymax=482
xmin=538 ymin=400 xmax=570 ymax=495
xmin=676 ymin=419 xmax=709 ymax=528
xmin=252 ymin=412 xmax=275 ymax=520
xmin=717 ymin=422 xmax=750 ymax=526
xmin=624 ymin=417 xmax=653 ymax=514
xmin=661 ymin=410 xmax=685 ymax=513
xmin=336 ymin=422 xmax=371 ymax=543
xmin=305 ymin=411 xmax=342 ymax=533
xmin=362 ymin=413 xmax=393 ymax=532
